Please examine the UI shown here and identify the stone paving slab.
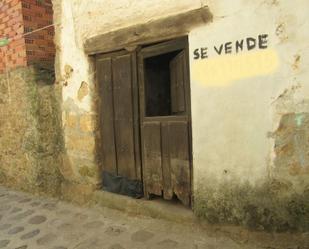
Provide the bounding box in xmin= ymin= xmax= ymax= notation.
xmin=0 ymin=186 xmax=308 ymax=249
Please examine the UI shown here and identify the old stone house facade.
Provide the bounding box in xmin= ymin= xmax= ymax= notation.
xmin=1 ymin=0 xmax=309 ymax=231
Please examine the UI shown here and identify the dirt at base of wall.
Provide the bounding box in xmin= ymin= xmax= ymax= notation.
xmin=194 ymin=178 xmax=309 ymax=232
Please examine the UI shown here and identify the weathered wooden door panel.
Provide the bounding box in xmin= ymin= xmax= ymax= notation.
xmin=170 ymin=51 xmax=186 ymax=114
xmin=112 ymin=54 xmax=137 ymax=179
xmin=168 ymin=51 xmax=190 ymax=205
xmin=97 ymin=51 xmax=141 ymax=185
xmin=167 ymin=121 xmax=191 ymax=206
xmin=143 ymin=120 xmax=191 ymax=204
xmin=97 ymin=57 xmax=117 ymax=175
xmin=161 ymin=122 xmax=173 ymax=200
xmin=139 ymin=37 xmax=192 ymax=206
xmin=142 ymin=122 xmax=163 ymax=196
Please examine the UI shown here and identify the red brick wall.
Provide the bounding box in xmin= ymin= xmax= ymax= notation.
xmin=22 ymin=0 xmax=55 ymax=66
xmin=0 ymin=0 xmax=27 ymax=73
xmin=0 ymin=0 xmax=54 ymax=73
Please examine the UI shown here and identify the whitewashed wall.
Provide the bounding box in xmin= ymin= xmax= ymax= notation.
xmin=189 ymin=0 xmax=309 ymax=188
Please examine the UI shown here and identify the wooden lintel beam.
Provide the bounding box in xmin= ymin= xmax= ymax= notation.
xmin=84 ymin=6 xmax=213 ymax=55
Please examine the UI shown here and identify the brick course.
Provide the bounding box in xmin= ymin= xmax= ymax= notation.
xmin=0 ymin=0 xmax=54 ymax=73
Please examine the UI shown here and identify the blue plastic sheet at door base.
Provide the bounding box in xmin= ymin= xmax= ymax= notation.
xmin=102 ymin=171 xmax=143 ymax=199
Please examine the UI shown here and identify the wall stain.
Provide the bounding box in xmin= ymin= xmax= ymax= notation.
xmin=271 ymin=84 xmax=301 ymax=106
xmin=292 ymin=54 xmax=301 ymax=71
xmin=275 ymin=23 xmax=288 ymax=42
xmin=263 ymin=0 xmax=279 ymax=6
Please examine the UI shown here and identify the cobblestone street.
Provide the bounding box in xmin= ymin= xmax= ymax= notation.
xmin=0 ymin=186 xmax=308 ymax=249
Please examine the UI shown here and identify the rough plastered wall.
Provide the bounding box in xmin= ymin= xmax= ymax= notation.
xmin=53 ymin=0 xmax=309 ymax=230
xmin=0 ymin=66 xmax=63 ymax=196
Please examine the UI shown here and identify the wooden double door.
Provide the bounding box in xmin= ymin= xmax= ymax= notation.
xmin=96 ymin=38 xmax=192 ymax=206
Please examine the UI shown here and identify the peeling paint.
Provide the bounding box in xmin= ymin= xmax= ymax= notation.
xmin=292 ymin=54 xmax=301 ymax=71
xmin=77 ymin=81 xmax=89 ymax=102
xmin=273 ymin=113 xmax=309 ymax=176
xmin=295 ymin=113 xmax=304 ymax=127
xmin=64 ymin=64 xmax=74 ymax=80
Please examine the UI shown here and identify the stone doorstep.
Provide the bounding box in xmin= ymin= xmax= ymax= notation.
xmin=91 ymin=190 xmax=196 ymax=224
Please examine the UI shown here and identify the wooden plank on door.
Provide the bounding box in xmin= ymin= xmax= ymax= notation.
xmin=170 ymin=51 xmax=186 ymax=114
xmin=176 ymin=51 xmax=186 ymax=112
xmin=97 ymin=57 xmax=117 ymax=175
xmin=131 ymin=52 xmax=142 ymax=181
xmin=170 ymin=57 xmax=178 ymax=114
xmin=161 ymin=122 xmax=173 ymax=200
xmin=168 ymin=121 xmax=191 ymax=206
xmin=112 ymin=54 xmax=137 ymax=180
xmin=142 ymin=122 xmax=163 ymax=196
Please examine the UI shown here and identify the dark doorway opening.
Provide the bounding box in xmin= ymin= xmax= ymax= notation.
xmin=144 ymin=51 xmax=180 ymax=117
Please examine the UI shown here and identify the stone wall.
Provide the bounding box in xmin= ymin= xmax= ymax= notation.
xmin=0 ymin=66 xmax=63 ymax=196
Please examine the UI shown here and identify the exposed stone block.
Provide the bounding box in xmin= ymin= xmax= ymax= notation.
xmin=80 ymin=114 xmax=96 ymax=132
xmin=66 ymin=133 xmax=96 ymax=154
xmin=65 ymin=113 xmax=78 ymax=129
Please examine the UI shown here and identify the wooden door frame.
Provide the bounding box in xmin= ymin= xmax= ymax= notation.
xmin=94 ymin=36 xmax=194 ymax=206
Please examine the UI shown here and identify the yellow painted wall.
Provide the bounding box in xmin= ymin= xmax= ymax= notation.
xmin=192 ymin=49 xmax=279 ymax=87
